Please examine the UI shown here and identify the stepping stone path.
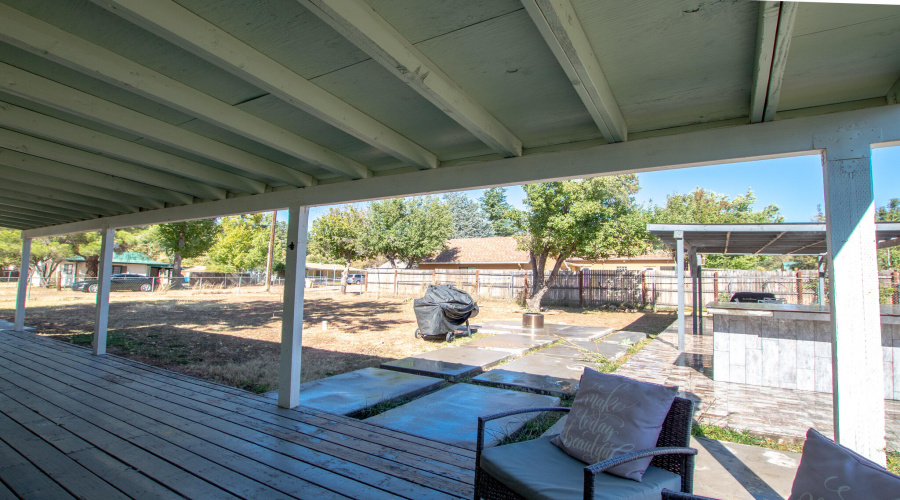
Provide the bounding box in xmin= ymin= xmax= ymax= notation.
xmin=264 ymin=367 xmax=444 ymax=415
xmin=602 ymin=330 xmax=648 ymax=345
xmin=381 ymin=346 xmax=512 ymax=382
xmin=363 ymin=383 xmax=559 ymax=450
xmin=538 ymin=339 xmax=629 ymax=362
xmin=458 ymin=333 xmax=555 ymax=355
xmin=476 ymin=320 xmax=613 ymax=340
xmin=472 ymin=354 xmax=590 ymax=397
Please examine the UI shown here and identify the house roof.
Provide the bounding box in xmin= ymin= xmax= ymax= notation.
xmin=422 ymin=237 xmax=529 ymax=265
xmin=67 ymin=251 xmax=173 ymax=267
xmin=2 ymin=1 xmax=899 ymax=238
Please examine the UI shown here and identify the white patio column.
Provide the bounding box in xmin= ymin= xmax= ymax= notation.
xmin=689 ymin=247 xmax=698 ymax=336
xmin=675 ymin=230 xmax=685 ymax=351
xmin=14 ymin=237 xmax=31 ymax=332
xmin=93 ymin=226 xmax=115 ymax=356
xmin=817 ymin=255 xmax=827 ymax=306
xmin=278 ymin=204 xmax=309 ymax=409
xmin=817 ymin=130 xmax=885 ymax=465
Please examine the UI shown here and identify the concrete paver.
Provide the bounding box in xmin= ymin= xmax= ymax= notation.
xmin=364 ymin=383 xmax=559 ymax=450
xmin=600 ymin=330 xmax=648 ymax=345
xmin=0 ymin=319 xmax=33 ymax=331
xmin=381 ymin=346 xmax=513 ymax=381
xmin=263 ymin=367 xmax=444 ymax=415
xmin=476 ymin=320 xmax=614 ymax=340
xmin=472 ymin=354 xmax=590 ymax=397
xmin=538 ymin=340 xmax=629 ymax=361
xmin=458 ymin=333 xmax=555 ymax=354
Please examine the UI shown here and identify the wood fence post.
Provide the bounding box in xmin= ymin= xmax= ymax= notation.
xmin=795 ymin=269 xmax=803 ymax=304
xmin=364 ymin=270 xmax=368 ymax=293
xmin=713 ymin=272 xmax=719 ymax=300
xmin=475 ymin=269 xmax=480 ymax=296
xmin=640 ymin=271 xmax=647 ymax=307
xmin=893 ymin=271 xmax=899 ymax=305
xmin=432 ymin=269 xmax=436 ymax=285
xmin=578 ymin=269 xmax=584 ymax=307
xmin=394 ymin=268 xmax=398 ymax=295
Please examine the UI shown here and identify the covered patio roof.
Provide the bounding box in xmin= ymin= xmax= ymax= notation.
xmin=648 ymin=222 xmax=900 ymax=256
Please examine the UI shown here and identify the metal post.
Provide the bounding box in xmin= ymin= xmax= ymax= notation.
xmin=93 ymin=227 xmax=115 ymax=356
xmin=697 ymin=264 xmax=703 ymax=335
xmin=278 ymin=205 xmax=309 ymax=409
xmin=689 ymin=247 xmax=698 ymax=337
xmin=675 ymin=231 xmax=685 ymax=351
xmin=14 ymin=237 xmax=31 ymax=332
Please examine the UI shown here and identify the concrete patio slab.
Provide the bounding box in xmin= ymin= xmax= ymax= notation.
xmin=262 ymin=367 xmax=445 ymax=415
xmin=472 ymin=354 xmax=591 ymax=397
xmin=476 ymin=320 xmax=614 ymax=340
xmin=538 ymin=340 xmax=629 ymax=362
xmin=458 ymin=333 xmax=555 ymax=354
xmin=601 ymin=330 xmax=648 ymax=345
xmin=0 ymin=319 xmax=33 ymax=331
xmin=380 ymin=347 xmax=513 ymax=382
xmin=364 ymin=383 xmax=559 ymax=450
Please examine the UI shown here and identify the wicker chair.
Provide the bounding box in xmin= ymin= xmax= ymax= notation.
xmin=660 ymin=490 xmax=718 ymax=500
xmin=475 ymin=397 xmax=697 ymax=500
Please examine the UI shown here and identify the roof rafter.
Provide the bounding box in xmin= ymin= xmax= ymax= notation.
xmin=0 ymin=166 xmax=157 ymax=210
xmin=0 ymin=205 xmax=79 ymax=224
xmin=1 ymin=180 xmax=138 ymax=214
xmin=754 ymin=231 xmax=787 ymax=254
xmin=750 ymin=1 xmax=798 ymax=123
xmin=299 ymin=0 xmax=523 ymax=157
xmin=0 ymin=4 xmax=367 ymax=181
xmin=0 ymin=218 xmax=33 ymax=230
xmin=0 ymin=188 xmax=117 ymax=217
xmin=0 ymin=102 xmax=263 ymax=195
xmin=88 ymin=0 xmax=436 ymax=172
xmin=522 ymin=0 xmax=626 ymax=143
xmin=0 ymin=63 xmax=315 ymax=188
xmin=0 ymin=122 xmax=225 ymax=201
xmin=0 ymin=148 xmax=193 ymax=206
xmin=888 ymin=75 xmax=900 ymax=104
xmin=0 ymin=196 xmax=98 ymax=220
xmin=787 ymin=239 xmax=826 ymax=255
xmin=724 ymin=231 xmax=731 ymax=254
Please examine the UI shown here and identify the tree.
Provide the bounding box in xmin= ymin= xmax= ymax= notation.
xmin=877 ymin=198 xmax=899 ymax=270
xmin=208 ymin=213 xmax=270 ymax=272
xmin=0 ymin=229 xmax=20 ymax=268
xmin=517 ymin=176 xmax=650 ymax=310
xmin=309 ymin=206 xmax=370 ymax=293
xmin=30 ymin=237 xmax=73 ymax=286
xmin=480 ymin=187 xmax=518 ymax=236
xmin=365 ymin=197 xmax=452 ymax=268
xmin=151 ymin=219 xmax=219 ymax=276
xmin=443 ymin=192 xmax=493 ymax=239
xmin=651 ymin=188 xmax=783 ymax=270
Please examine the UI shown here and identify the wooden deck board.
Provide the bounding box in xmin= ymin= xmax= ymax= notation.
xmin=0 ymin=331 xmax=474 ymax=499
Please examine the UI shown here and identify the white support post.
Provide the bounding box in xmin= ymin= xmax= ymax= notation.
xmin=818 ymin=130 xmax=886 ymax=465
xmin=817 ymin=255 xmax=827 ymax=306
xmin=92 ymin=226 xmax=115 ymax=355
xmin=14 ymin=237 xmax=31 ymax=332
xmin=675 ymin=231 xmax=685 ymax=351
xmin=689 ymin=247 xmax=698 ymax=336
xmin=278 ymin=205 xmax=309 ymax=409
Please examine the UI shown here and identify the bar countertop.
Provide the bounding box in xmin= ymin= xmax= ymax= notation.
xmin=706 ymin=301 xmax=900 ymax=319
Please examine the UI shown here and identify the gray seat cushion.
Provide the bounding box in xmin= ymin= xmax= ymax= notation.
xmin=481 ymin=435 xmax=682 ymax=500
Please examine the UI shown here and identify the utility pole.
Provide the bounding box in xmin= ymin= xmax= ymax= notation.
xmin=265 ymin=210 xmax=277 ymax=292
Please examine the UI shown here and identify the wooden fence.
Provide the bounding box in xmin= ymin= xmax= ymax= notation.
xmin=364 ymin=268 xmax=900 ymax=308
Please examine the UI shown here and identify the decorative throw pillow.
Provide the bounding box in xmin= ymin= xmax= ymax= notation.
xmin=551 ymin=368 xmax=677 ymax=482
xmin=788 ymin=428 xmax=900 ymax=500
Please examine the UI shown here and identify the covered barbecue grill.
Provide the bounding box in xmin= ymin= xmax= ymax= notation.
xmin=413 ymin=285 xmax=479 ymax=342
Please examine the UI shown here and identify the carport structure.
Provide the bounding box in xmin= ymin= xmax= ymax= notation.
xmin=1 ymin=0 xmax=899 ymax=482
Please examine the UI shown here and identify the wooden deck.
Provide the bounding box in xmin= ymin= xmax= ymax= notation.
xmin=0 ymin=330 xmax=475 ymax=499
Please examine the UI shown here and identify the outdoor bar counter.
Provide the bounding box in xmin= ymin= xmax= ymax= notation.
xmin=707 ymin=301 xmax=900 ymax=400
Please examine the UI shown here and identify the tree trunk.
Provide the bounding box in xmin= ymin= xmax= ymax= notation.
xmin=525 ymin=286 xmax=550 ymax=311
xmin=84 ymin=256 xmax=99 ymax=277
xmin=173 ymin=232 xmax=185 ymax=277
xmin=341 ymin=258 xmax=350 ymax=294
xmin=525 ymin=249 xmax=570 ymax=311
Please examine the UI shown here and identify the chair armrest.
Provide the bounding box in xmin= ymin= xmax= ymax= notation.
xmin=476 ymin=407 xmax=570 ymax=458
xmin=584 ymin=446 xmax=697 ymax=475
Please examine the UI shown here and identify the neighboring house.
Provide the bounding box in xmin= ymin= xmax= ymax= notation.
xmin=419 ymin=237 xmax=675 ymax=271
xmin=60 ymin=252 xmax=173 ymax=287
xmin=305 ymin=262 xmax=364 ymax=281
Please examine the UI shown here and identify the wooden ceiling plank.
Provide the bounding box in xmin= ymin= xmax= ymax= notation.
xmin=0 ymin=148 xmax=193 ymax=205
xmin=0 ymin=196 xmax=98 ymax=220
xmin=0 ymin=128 xmax=225 ymax=201
xmin=0 ymin=102 xmax=263 ymax=195
xmin=750 ymin=2 xmax=798 ymax=123
xmin=299 ymin=0 xmax=523 ymax=157
xmin=89 ymin=0 xmax=435 ymax=172
xmin=0 ymin=62 xmax=314 ymax=188
xmin=522 ymin=0 xmax=626 ymax=143
xmin=0 ymin=221 xmax=31 ymax=230
xmin=0 ymin=180 xmax=138 ymax=214
xmin=0 ymin=4 xmax=365 ymax=180
xmin=0 ymin=188 xmax=115 ymax=216
xmin=0 ymin=165 xmax=160 ymax=210
xmin=0 ymin=205 xmax=79 ymax=224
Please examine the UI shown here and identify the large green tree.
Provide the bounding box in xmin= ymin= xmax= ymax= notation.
xmin=365 ymin=197 xmax=452 ymax=268
xmin=151 ymin=219 xmax=219 ymax=276
xmin=480 ymin=187 xmax=518 ymax=236
xmin=443 ymin=192 xmax=493 ymax=239
xmin=517 ymin=176 xmax=649 ymax=310
xmin=651 ymin=188 xmax=784 ymax=269
xmin=208 ymin=213 xmax=270 ymax=272
xmin=877 ymin=198 xmax=899 ymax=270
xmin=0 ymin=229 xmax=20 ymax=268
xmin=310 ymin=206 xmax=370 ymax=293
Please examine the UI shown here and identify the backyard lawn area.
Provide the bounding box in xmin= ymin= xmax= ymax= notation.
xmin=0 ymin=287 xmax=676 ymax=394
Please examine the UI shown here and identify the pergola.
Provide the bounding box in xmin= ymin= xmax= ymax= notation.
xmin=2 ymin=0 xmax=899 ymax=464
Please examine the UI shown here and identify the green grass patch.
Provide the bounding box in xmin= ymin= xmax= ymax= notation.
xmin=495 ymin=409 xmax=568 ymax=447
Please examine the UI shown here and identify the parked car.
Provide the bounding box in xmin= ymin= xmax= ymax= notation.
xmin=72 ymin=274 xmax=160 ymax=293
xmin=346 ymin=274 xmax=365 ymax=285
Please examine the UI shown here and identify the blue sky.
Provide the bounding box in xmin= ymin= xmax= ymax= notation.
xmin=304 ymin=145 xmax=898 ymax=224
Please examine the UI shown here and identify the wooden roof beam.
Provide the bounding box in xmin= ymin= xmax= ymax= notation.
xmin=0 ymin=180 xmax=138 ymax=214
xmin=0 ymin=205 xmax=80 ymax=225
xmin=887 ymin=75 xmax=900 ymax=104
xmin=0 ymin=168 xmax=152 ymax=211
xmin=0 ymin=102 xmax=263 ymax=195
xmin=0 ymin=63 xmax=314 ymax=188
xmin=0 ymin=196 xmax=98 ymax=220
xmin=0 ymin=187 xmax=118 ymax=217
xmin=89 ymin=0 xmax=435 ymax=172
xmin=755 ymin=231 xmax=787 ymax=254
xmin=299 ymin=0 xmax=523 ymax=157
xmin=750 ymin=1 xmax=798 ymax=123
xmin=522 ymin=0 xmax=626 ymax=143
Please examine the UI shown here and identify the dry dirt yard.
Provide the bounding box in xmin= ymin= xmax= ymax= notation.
xmin=0 ymin=287 xmax=675 ymax=393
